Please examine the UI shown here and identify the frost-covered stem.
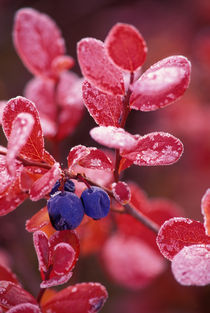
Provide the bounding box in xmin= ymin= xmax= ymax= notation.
xmin=37 ymin=265 xmax=53 ymax=304
xmin=124 ymin=203 xmax=160 ymax=234
xmin=113 ymin=72 xmax=134 ymax=182
xmin=0 ymin=150 xmax=52 ymax=169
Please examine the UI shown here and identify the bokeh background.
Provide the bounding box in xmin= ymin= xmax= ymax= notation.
xmin=0 ymin=0 xmax=210 ymax=312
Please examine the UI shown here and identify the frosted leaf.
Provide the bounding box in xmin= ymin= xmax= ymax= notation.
xmin=42 ymin=282 xmax=108 ymax=313
xmin=6 ymin=113 xmax=35 ymax=175
xmin=156 ymin=217 xmax=210 ymax=260
xmin=25 ymin=207 xmax=50 ymax=232
xmin=105 ymin=23 xmax=147 ymax=71
xmin=0 ymin=101 xmax=7 ymax=124
xmin=90 ymin=126 xmax=138 ymax=150
xmin=172 ymin=244 xmax=210 ymax=286
xmin=30 ymin=163 xmax=61 ymax=201
xmin=2 ymin=96 xmax=44 ymax=161
xmin=7 ymin=303 xmax=41 ymax=313
xmin=130 ymin=55 xmax=191 ymax=111
xmin=201 ymin=188 xmax=210 ymax=235
xmin=0 ymin=281 xmax=37 ymax=309
xmin=0 ymin=155 xmax=19 ymax=194
xmin=121 ymin=132 xmax=183 ymax=166
xmin=67 ymin=145 xmax=92 ymax=170
xmin=13 ymin=8 xmax=66 ymax=79
xmin=78 ymin=148 xmax=113 ymax=171
xmin=112 ymin=181 xmax=131 ymax=204
xmin=33 ymin=231 xmax=49 ymax=272
xmin=102 ymin=233 xmax=165 ymax=289
xmin=52 ymin=243 xmax=75 ymax=275
xmin=77 ymin=38 xmax=124 ymax=95
xmin=40 ymin=271 xmax=73 ymax=288
xmin=82 ymin=80 xmax=123 ymax=127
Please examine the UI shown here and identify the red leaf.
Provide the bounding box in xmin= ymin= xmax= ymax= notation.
xmin=51 ymin=55 xmax=74 ymax=76
xmin=24 ymin=77 xmax=56 ymax=137
xmin=121 ymin=132 xmax=183 ymax=166
xmin=67 ymin=145 xmax=91 ymax=169
xmin=42 ymin=282 xmax=108 ymax=313
xmin=26 ymin=207 xmax=50 ymax=233
xmin=33 ymin=231 xmax=49 ymax=273
xmin=90 ymin=126 xmax=138 ymax=150
xmin=171 ymin=244 xmax=210 ymax=286
xmin=2 ymin=97 xmax=44 ymax=161
xmin=29 ymin=163 xmax=61 ymax=201
xmin=105 ymin=23 xmax=147 ymax=71
xmin=13 ymin=8 xmax=66 ymax=79
xmin=49 ymin=230 xmax=80 ymax=273
xmin=77 ymin=38 xmax=124 ymax=95
xmin=102 ymin=233 xmax=165 ymax=289
xmin=40 ymin=271 xmax=73 ymax=289
xmin=6 ymin=113 xmax=35 ymax=175
xmin=0 ymin=264 xmax=19 ymax=285
xmin=52 ymin=243 xmax=75 ymax=275
xmin=82 ymin=80 xmax=123 ymax=127
xmin=0 ymin=281 xmax=37 ymax=310
xmin=112 ymin=181 xmax=131 ymax=204
xmin=78 ymin=148 xmax=113 ymax=171
xmin=77 ymin=216 xmax=111 ymax=256
xmin=7 ymin=303 xmax=41 ymax=313
xmin=56 ymin=71 xmax=84 ymax=140
xmin=0 ymin=155 xmax=19 ymax=195
xmin=201 ymin=188 xmax=210 ymax=235
xmin=130 ymin=55 xmax=191 ymax=111
xmin=156 ymin=217 xmax=210 ymax=260
xmin=0 ymin=179 xmax=28 ymax=216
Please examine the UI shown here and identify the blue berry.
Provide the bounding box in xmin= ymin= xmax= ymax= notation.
xmin=81 ymin=186 xmax=110 ymax=220
xmin=50 ymin=179 xmax=75 ymax=196
xmin=47 ymin=191 xmax=84 ymax=230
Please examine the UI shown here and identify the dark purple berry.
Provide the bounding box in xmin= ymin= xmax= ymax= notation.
xmin=81 ymin=186 xmax=110 ymax=220
xmin=47 ymin=191 xmax=84 ymax=230
xmin=50 ymin=179 xmax=75 ymax=196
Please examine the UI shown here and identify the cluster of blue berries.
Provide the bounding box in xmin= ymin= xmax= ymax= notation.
xmin=47 ymin=179 xmax=110 ymax=230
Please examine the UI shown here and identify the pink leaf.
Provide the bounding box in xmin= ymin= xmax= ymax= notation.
xmin=0 ymin=281 xmax=37 ymax=310
xmin=121 ymin=132 xmax=183 ymax=166
xmin=0 ymin=264 xmax=19 ymax=285
xmin=77 ymin=38 xmax=124 ymax=95
xmin=52 ymin=243 xmax=75 ymax=275
xmin=112 ymin=181 xmax=131 ymax=204
xmin=13 ymin=8 xmax=66 ymax=79
xmin=90 ymin=126 xmax=138 ymax=150
xmin=201 ymin=188 xmax=210 ymax=235
xmin=7 ymin=303 xmax=41 ymax=313
xmin=6 ymin=113 xmax=35 ymax=175
xmin=42 ymin=282 xmax=108 ymax=313
xmin=2 ymin=97 xmax=44 ymax=161
xmin=56 ymin=71 xmax=84 ymax=140
xmin=0 ymin=179 xmax=28 ymax=216
xmin=67 ymin=145 xmax=90 ymax=170
xmin=29 ymin=163 xmax=61 ymax=201
xmin=130 ymin=56 xmax=191 ymax=111
xmin=33 ymin=231 xmax=49 ymax=273
xmin=49 ymin=230 xmax=80 ymax=273
xmin=172 ymin=244 xmax=210 ymax=286
xmin=102 ymin=233 xmax=165 ymax=289
xmin=156 ymin=217 xmax=210 ymax=260
xmin=40 ymin=271 xmax=73 ymax=289
xmin=78 ymin=148 xmax=113 ymax=171
xmin=105 ymin=23 xmax=147 ymax=71
xmin=0 ymin=155 xmax=20 ymax=194
xmin=24 ymin=77 xmax=56 ymax=124
xmin=82 ymin=80 xmax=123 ymax=127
